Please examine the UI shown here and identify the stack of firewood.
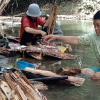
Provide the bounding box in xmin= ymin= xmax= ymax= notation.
xmin=0 ymin=69 xmax=47 ymax=100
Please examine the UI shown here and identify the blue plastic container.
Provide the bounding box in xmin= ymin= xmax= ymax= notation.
xmin=16 ymin=61 xmax=36 ymax=70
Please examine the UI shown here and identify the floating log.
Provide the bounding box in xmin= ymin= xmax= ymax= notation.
xmin=0 ymin=42 xmax=76 ymax=59
xmin=0 ymin=33 xmax=76 ymax=60
xmin=0 ymin=42 xmax=76 ymax=60
xmin=56 ymin=68 xmax=81 ymax=76
xmin=24 ymin=67 xmax=85 ymax=86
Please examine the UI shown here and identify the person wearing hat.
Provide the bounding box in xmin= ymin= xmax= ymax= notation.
xmin=19 ymin=3 xmax=46 ymax=46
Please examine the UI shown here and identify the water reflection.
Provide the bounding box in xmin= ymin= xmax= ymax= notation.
xmin=76 ymin=55 xmax=82 ymax=69
xmin=1 ymin=19 xmax=100 ymax=100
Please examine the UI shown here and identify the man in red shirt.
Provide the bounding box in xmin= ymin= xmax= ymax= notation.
xmin=19 ymin=3 xmax=46 ymax=46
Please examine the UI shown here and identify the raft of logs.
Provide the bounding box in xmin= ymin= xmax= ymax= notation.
xmin=0 ymin=69 xmax=47 ymax=100
xmin=0 ymin=33 xmax=76 ymax=60
xmin=0 ymin=5 xmax=76 ymax=60
xmin=8 ymin=42 xmax=76 ymax=60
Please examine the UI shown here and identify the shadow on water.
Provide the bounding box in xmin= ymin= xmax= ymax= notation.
xmin=0 ymin=19 xmax=100 ymax=100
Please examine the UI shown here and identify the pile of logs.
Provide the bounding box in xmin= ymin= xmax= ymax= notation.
xmin=0 ymin=39 xmax=76 ymax=60
xmin=0 ymin=69 xmax=47 ymax=100
xmin=0 ymin=33 xmax=76 ymax=60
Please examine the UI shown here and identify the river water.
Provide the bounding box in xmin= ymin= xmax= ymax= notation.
xmin=1 ymin=19 xmax=100 ymax=100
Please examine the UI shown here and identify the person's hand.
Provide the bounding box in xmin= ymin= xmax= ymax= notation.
xmin=40 ymin=31 xmax=46 ymax=36
xmin=43 ymin=35 xmax=58 ymax=43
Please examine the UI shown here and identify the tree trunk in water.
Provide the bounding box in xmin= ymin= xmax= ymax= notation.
xmin=0 ymin=0 xmax=11 ymax=15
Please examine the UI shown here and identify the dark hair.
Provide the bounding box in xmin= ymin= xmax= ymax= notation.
xmin=26 ymin=15 xmax=37 ymax=22
xmin=93 ymin=10 xmax=100 ymax=20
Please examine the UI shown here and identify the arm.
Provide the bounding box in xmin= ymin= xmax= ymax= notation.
xmin=22 ymin=16 xmax=46 ymax=36
xmin=56 ymin=36 xmax=79 ymax=45
xmin=43 ymin=35 xmax=80 ymax=45
xmin=25 ymin=27 xmax=46 ymax=36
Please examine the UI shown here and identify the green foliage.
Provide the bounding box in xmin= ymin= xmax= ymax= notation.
xmin=2 ymin=0 xmax=100 ymax=16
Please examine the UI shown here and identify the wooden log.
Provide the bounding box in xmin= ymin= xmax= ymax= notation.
xmin=44 ymin=6 xmax=58 ymax=34
xmin=24 ymin=67 xmax=85 ymax=86
xmin=3 ymin=71 xmax=22 ymax=100
xmin=33 ymin=81 xmax=48 ymax=91
xmin=10 ymin=70 xmax=47 ymax=100
xmin=56 ymin=68 xmax=81 ymax=76
xmin=0 ymin=88 xmax=7 ymax=100
xmin=0 ymin=80 xmax=12 ymax=99
xmin=0 ymin=80 xmax=20 ymax=100
xmin=0 ymin=33 xmax=75 ymax=59
xmin=2 ymin=69 xmax=47 ymax=100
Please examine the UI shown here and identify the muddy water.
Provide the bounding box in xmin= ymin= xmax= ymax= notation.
xmin=1 ymin=19 xmax=100 ymax=100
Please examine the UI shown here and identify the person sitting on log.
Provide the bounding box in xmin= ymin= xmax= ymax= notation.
xmin=43 ymin=10 xmax=100 ymax=75
xmin=19 ymin=3 xmax=47 ymax=46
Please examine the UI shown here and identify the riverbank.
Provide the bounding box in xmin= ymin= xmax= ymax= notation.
xmin=0 ymin=14 xmax=93 ymax=28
